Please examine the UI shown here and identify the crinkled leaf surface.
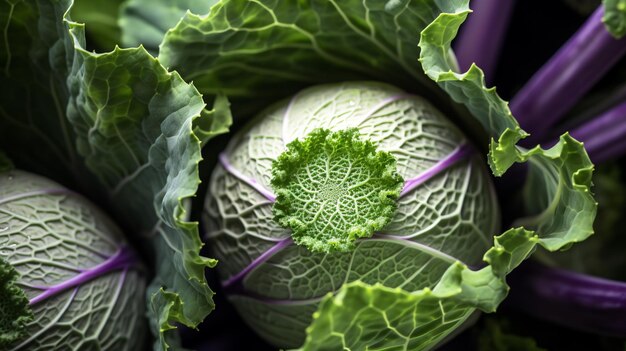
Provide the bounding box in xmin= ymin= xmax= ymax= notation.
xmin=536 ymin=164 xmax=626 ymax=280
xmin=158 ymin=0 xmax=480 ymax=131
xmin=0 ymin=169 xmax=146 ymax=351
xmin=292 ymin=1 xmax=597 ymax=349
xmin=417 ymin=1 xmax=596 ymax=248
xmin=603 ymin=0 xmax=626 ymax=38
xmin=119 ymin=0 xmax=217 ymax=55
xmin=0 ymin=0 xmax=85 ymax=186
xmin=0 ymin=0 xmax=230 ymax=350
xmin=206 ymin=81 xmax=499 ymax=349
xmin=271 ymin=128 xmax=404 ymax=252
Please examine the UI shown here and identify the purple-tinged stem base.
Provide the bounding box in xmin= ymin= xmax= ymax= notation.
xmin=569 ymin=100 xmax=626 ymax=163
xmin=511 ymin=7 xmax=626 ymax=144
xmin=508 ymin=261 xmax=626 ymax=337
xmin=454 ymin=0 xmax=516 ymax=83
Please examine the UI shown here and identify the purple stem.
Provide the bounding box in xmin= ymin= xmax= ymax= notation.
xmin=592 ymin=137 xmax=626 ymax=163
xmin=508 ymin=262 xmax=626 ymax=336
xmin=29 ymin=246 xmax=135 ymax=305
xmin=219 ymin=153 xmax=276 ymax=202
xmin=454 ymin=0 xmax=516 ymax=83
xmin=511 ymin=6 xmax=626 ymax=144
xmin=222 ymin=237 xmax=293 ymax=289
xmin=401 ymin=143 xmax=473 ymax=197
xmin=569 ymin=100 xmax=626 ymax=162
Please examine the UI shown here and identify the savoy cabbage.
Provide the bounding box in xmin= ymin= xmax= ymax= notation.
xmin=204 ymin=81 xmax=501 ymax=347
xmin=0 ymin=168 xmax=146 ymax=350
xmin=1 ymin=0 xmax=610 ymax=350
xmin=0 ymin=0 xmax=230 ymax=349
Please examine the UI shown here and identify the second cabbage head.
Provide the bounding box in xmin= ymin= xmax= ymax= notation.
xmin=203 ymin=81 xmax=500 ymax=348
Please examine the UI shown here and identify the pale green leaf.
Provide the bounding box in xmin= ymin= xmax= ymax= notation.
xmin=158 ymin=0 xmax=472 ymax=125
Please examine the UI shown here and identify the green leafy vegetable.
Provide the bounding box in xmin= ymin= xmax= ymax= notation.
xmin=1 ymin=0 xmax=599 ymax=349
xmin=0 ymin=169 xmax=146 ymax=350
xmin=205 ymin=81 xmax=501 ymax=348
xmin=197 ymin=0 xmax=596 ymax=349
xmin=158 ymin=0 xmax=469 ymax=123
xmin=272 ymin=128 xmax=404 ymax=252
xmin=0 ymin=0 xmax=231 ymax=350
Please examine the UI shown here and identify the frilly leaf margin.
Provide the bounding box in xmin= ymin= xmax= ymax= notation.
xmin=297 ymin=2 xmax=596 ymax=350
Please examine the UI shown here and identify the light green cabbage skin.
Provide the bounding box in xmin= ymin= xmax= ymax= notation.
xmin=203 ymin=81 xmax=500 ymax=348
xmin=0 ymin=170 xmax=146 ymax=350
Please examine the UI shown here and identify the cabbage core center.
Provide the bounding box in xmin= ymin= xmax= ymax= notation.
xmin=318 ymin=182 xmax=346 ymax=202
xmin=271 ymin=128 xmax=404 ymax=253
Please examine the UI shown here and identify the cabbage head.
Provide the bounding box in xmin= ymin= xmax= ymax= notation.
xmin=203 ymin=81 xmax=500 ymax=348
xmin=0 ymin=170 xmax=146 ymax=350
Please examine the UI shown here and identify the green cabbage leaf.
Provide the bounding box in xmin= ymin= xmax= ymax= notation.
xmin=0 ymin=0 xmax=597 ymax=349
xmin=0 ymin=0 xmax=231 ymax=350
xmin=149 ymin=0 xmax=596 ymax=349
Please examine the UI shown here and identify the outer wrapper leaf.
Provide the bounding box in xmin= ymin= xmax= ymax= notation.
xmin=1 ymin=1 xmax=230 ymax=350
xmin=117 ymin=0 xmax=593 ymax=349
xmin=603 ymin=0 xmax=626 ymax=38
xmin=296 ymin=1 xmax=597 ymax=350
xmin=296 ymin=227 xmax=536 ymax=351
xmin=157 ymin=0 xmax=480 ymax=133
xmin=0 ymin=0 xmax=86 ymax=186
xmin=297 ymin=281 xmax=475 ymax=351
xmin=66 ymin=20 xmax=228 ymax=351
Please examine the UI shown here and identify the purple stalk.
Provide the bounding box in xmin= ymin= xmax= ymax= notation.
xmin=592 ymin=138 xmax=626 ymax=163
xmin=401 ymin=143 xmax=472 ymax=197
xmin=219 ymin=153 xmax=276 ymax=202
xmin=222 ymin=237 xmax=292 ymax=289
xmin=508 ymin=262 xmax=626 ymax=336
xmin=29 ymin=246 xmax=135 ymax=305
xmin=511 ymin=6 xmax=626 ymax=144
xmin=569 ymin=100 xmax=626 ymax=162
xmin=454 ymin=0 xmax=516 ymax=83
